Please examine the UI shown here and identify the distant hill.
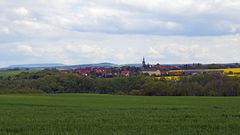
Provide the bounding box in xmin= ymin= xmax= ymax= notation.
xmin=120 ymin=64 xmax=142 ymax=67
xmin=8 ymin=63 xmax=65 ymax=69
xmin=58 ymin=63 xmax=119 ymax=70
xmin=1 ymin=62 xmax=240 ymax=71
xmin=1 ymin=63 xmax=198 ymax=70
xmin=77 ymin=63 xmax=119 ymax=68
xmin=2 ymin=63 xmax=145 ymax=70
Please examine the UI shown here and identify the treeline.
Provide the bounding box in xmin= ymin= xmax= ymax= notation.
xmin=0 ymin=69 xmax=240 ymax=96
xmin=0 ymin=88 xmax=43 ymax=94
xmin=182 ymin=63 xmax=240 ymax=70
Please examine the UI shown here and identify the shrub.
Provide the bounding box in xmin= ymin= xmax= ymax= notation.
xmin=130 ymin=90 xmax=141 ymax=96
xmin=0 ymin=89 xmax=44 ymax=94
xmin=116 ymin=91 xmax=125 ymax=95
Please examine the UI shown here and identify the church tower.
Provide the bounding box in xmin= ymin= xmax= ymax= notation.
xmin=142 ymin=57 xmax=146 ymax=68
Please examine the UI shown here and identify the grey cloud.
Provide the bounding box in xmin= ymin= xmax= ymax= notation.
xmin=1 ymin=0 xmax=240 ymax=36
xmin=0 ymin=0 xmax=240 ymax=67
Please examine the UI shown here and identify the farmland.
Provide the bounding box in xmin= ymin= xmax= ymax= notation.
xmin=0 ymin=94 xmax=239 ymax=135
xmin=0 ymin=69 xmax=38 ymax=77
xmin=0 ymin=70 xmax=25 ymax=77
xmin=221 ymin=68 xmax=240 ymax=73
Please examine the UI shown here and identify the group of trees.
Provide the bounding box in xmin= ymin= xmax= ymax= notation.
xmin=182 ymin=63 xmax=240 ymax=70
xmin=1 ymin=69 xmax=240 ymax=96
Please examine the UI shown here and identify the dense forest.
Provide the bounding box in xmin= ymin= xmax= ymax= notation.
xmin=0 ymin=69 xmax=240 ymax=96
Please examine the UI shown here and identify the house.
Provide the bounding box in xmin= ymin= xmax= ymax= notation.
xmin=121 ymin=70 xmax=130 ymax=77
xmin=142 ymin=70 xmax=161 ymax=76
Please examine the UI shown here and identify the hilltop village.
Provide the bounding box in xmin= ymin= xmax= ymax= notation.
xmin=61 ymin=58 xmax=240 ymax=78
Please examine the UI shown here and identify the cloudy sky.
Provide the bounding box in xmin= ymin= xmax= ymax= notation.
xmin=0 ymin=0 xmax=240 ymax=67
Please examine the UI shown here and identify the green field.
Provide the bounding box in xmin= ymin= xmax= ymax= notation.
xmin=0 ymin=69 xmax=38 ymax=77
xmin=0 ymin=70 xmax=24 ymax=77
xmin=0 ymin=94 xmax=239 ymax=135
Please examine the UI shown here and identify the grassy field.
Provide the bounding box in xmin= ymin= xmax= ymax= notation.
xmin=0 ymin=94 xmax=239 ymax=135
xmin=0 ymin=70 xmax=24 ymax=77
xmin=0 ymin=69 xmax=38 ymax=77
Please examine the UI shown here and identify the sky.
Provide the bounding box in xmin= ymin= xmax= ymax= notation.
xmin=0 ymin=0 xmax=240 ymax=67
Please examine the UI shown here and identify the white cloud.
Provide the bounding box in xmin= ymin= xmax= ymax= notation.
xmin=229 ymin=24 xmax=240 ymax=33
xmin=14 ymin=20 xmax=40 ymax=30
xmin=15 ymin=44 xmax=33 ymax=53
xmin=1 ymin=34 xmax=240 ymax=66
xmin=0 ymin=61 xmax=7 ymax=68
xmin=1 ymin=0 xmax=240 ymax=35
xmin=148 ymin=47 xmax=159 ymax=56
xmin=11 ymin=19 xmax=58 ymax=38
xmin=65 ymin=44 xmax=107 ymax=59
xmin=0 ymin=27 xmax=9 ymax=34
xmin=14 ymin=7 xmax=28 ymax=16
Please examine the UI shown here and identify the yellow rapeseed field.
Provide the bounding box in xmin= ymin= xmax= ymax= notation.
xmin=227 ymin=74 xmax=240 ymax=77
xmin=170 ymin=68 xmax=240 ymax=74
xmin=155 ymin=68 xmax=240 ymax=80
xmin=164 ymin=76 xmax=181 ymax=80
xmin=220 ymin=68 xmax=240 ymax=74
xmin=169 ymin=70 xmax=184 ymax=73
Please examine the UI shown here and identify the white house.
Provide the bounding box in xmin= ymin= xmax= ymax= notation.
xmin=142 ymin=70 xmax=161 ymax=76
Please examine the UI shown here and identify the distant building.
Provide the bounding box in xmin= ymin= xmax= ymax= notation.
xmin=142 ymin=70 xmax=161 ymax=76
xmin=121 ymin=70 xmax=130 ymax=77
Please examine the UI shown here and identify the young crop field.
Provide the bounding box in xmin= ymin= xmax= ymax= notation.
xmin=0 ymin=70 xmax=38 ymax=77
xmin=0 ymin=94 xmax=239 ymax=135
xmin=0 ymin=70 xmax=24 ymax=77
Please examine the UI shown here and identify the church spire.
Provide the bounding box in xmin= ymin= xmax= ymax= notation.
xmin=142 ymin=57 xmax=146 ymax=68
